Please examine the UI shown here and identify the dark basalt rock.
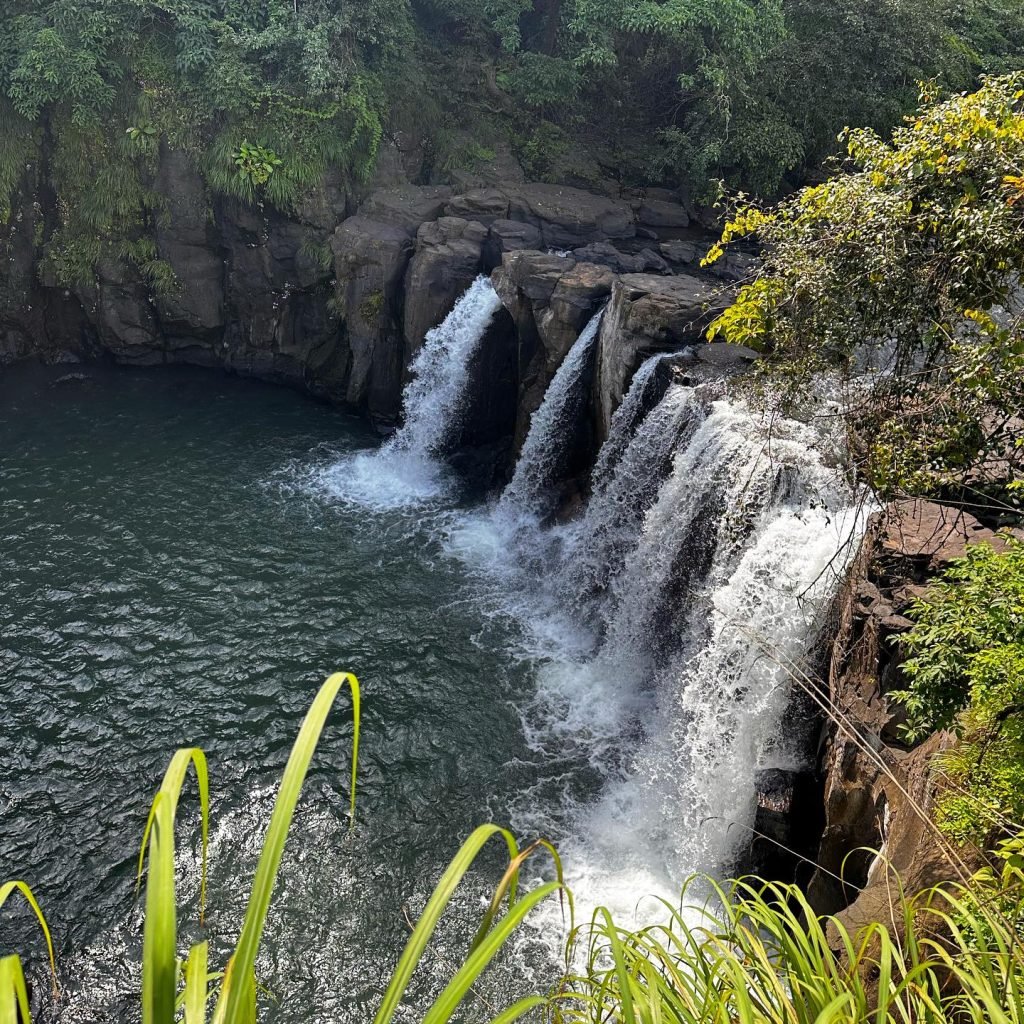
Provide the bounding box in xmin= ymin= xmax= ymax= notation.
xmin=594 ymin=272 xmax=734 ymax=439
xmin=403 ymin=217 xmax=488 ymax=365
xmin=805 ymin=500 xmax=1024 ymax=922
xmin=748 ymin=768 xmax=823 ymax=883
xmin=2 ymin=147 xmax=704 ymax=450
xmin=491 ymin=250 xmax=613 ymax=447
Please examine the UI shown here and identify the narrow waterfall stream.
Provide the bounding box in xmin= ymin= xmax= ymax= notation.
xmin=496 ymin=310 xmax=602 ymax=521
xmin=313 ymin=275 xmax=501 ymax=509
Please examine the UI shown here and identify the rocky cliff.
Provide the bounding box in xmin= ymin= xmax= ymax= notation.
xmin=0 ymin=152 xmax=737 ymax=480
xmin=806 ymin=500 xmax=1024 ymax=920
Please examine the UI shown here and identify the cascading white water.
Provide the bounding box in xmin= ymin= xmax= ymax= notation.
xmin=558 ymin=379 xmax=704 ymax=630
xmin=480 ymin=384 xmax=870 ymax=926
xmin=495 ymin=311 xmax=602 ymax=521
xmin=311 ymin=275 xmax=501 ymax=508
xmin=301 ymin=275 xmax=870 ymax=930
xmin=537 ymin=404 xmax=870 ymax=922
xmin=589 ymin=353 xmax=675 ymax=487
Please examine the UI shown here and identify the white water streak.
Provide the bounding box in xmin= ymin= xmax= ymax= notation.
xmin=309 ymin=276 xmax=501 ymax=509
xmin=496 ymin=311 xmax=602 ymax=520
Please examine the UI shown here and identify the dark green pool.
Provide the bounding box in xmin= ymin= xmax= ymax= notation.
xmin=0 ymin=365 xmax=553 ymax=1023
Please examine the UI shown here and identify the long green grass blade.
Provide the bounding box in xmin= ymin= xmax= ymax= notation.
xmin=183 ymin=941 xmax=209 ymax=1024
xmin=139 ymin=747 xmax=209 ymax=1024
xmin=422 ymin=880 xmax=562 ymax=1024
xmin=217 ymin=672 xmax=360 ymax=1024
xmin=373 ymin=824 xmax=521 ymax=1024
xmin=0 ymin=955 xmax=32 ymax=1024
xmin=487 ymin=996 xmax=548 ymax=1024
xmin=0 ymin=881 xmax=57 ymax=994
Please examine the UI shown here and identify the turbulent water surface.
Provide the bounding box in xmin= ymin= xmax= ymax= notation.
xmin=0 ymin=365 xmax=551 ymax=1023
xmin=1 ymin=289 xmax=868 ymax=1022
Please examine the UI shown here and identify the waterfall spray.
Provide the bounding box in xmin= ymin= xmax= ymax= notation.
xmin=310 ymin=276 xmax=501 ymax=508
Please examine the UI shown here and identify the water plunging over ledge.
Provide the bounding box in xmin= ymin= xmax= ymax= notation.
xmin=323 ymin=281 xmax=871 ymax=925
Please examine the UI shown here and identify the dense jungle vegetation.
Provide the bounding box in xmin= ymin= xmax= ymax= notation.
xmin=3 ymin=0 xmax=1024 ymax=290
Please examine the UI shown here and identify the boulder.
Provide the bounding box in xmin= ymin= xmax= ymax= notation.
xmin=506 ymin=184 xmax=635 ymax=249
xmin=633 ymin=197 xmax=691 ymax=235
xmin=570 ymin=241 xmax=672 ymax=276
xmin=403 ymin=217 xmax=487 ymax=360
xmin=331 ymin=186 xmax=454 ymax=422
xmin=445 ymin=189 xmax=511 ymax=225
xmin=658 ymin=240 xmax=702 ymax=269
xmin=595 ymin=273 xmax=733 ymax=438
xmin=484 ymin=220 xmax=544 ymax=267
xmin=492 ymin=250 xmax=613 ymax=446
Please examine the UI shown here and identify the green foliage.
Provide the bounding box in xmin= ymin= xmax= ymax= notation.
xmin=708 ymin=75 xmax=1024 ymax=505
xmin=890 ymin=541 xmax=1024 ymax=843
xmin=0 ymin=0 xmax=395 ymax=288
xmin=233 ymin=141 xmax=283 ymax=188
xmin=555 ymin=843 xmax=1024 ymax=1023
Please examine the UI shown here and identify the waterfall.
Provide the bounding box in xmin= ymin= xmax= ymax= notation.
xmin=392 ymin=275 xmax=502 ymax=459
xmin=489 ymin=381 xmax=869 ymax=924
xmin=549 ymin=404 xmax=868 ymax=920
xmin=311 ymin=276 xmax=501 ymax=508
xmin=559 ymin=379 xmax=705 ymax=629
xmin=589 ymin=353 xmax=676 ymax=488
xmin=496 ymin=311 xmax=602 ymax=521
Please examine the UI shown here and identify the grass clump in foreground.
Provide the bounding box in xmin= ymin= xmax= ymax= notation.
xmin=3 ymin=673 xmax=1024 ymax=1023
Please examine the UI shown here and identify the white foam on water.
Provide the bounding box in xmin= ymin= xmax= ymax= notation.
xmin=303 ymin=276 xmax=501 ymax=510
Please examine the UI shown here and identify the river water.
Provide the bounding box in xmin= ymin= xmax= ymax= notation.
xmin=0 ymin=365 xmax=557 ymax=1023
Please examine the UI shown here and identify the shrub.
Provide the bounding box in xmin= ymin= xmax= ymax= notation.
xmin=893 ymin=540 xmax=1024 ymax=843
xmin=706 ymin=75 xmax=1024 ymax=508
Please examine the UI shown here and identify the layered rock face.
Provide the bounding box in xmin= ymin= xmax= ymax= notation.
xmin=2 ymin=158 xmax=735 ymax=463
xmin=808 ymin=500 xmax=1024 ymax=922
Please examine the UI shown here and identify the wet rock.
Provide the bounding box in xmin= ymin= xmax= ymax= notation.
xmin=454 ymin=305 xmax=520 ymax=474
xmin=403 ymin=217 xmax=488 ymax=360
xmin=749 ymin=768 xmax=823 ymax=882
xmin=595 ymin=273 xmax=733 ymax=439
